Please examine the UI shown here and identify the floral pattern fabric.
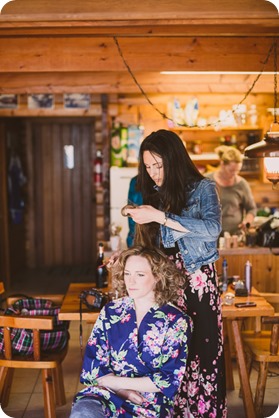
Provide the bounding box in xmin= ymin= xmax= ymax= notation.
xmin=166 ymin=250 xmax=227 ymax=418
xmin=73 ymin=297 xmax=193 ymax=417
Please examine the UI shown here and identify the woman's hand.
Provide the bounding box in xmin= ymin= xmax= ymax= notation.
xmin=96 ymin=373 xmax=159 ymax=394
xmin=96 ymin=373 xmax=117 ymax=389
xmin=116 ymin=389 xmax=144 ymax=405
xmin=128 ymin=205 xmax=164 ymax=225
xmin=97 ymin=375 xmax=144 ymax=405
xmin=106 ymin=251 xmax=121 ymax=269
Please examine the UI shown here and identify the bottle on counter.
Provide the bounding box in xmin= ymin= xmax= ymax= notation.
xmin=222 ymin=258 xmax=228 ymax=293
xmin=192 ymin=140 xmax=202 ymax=155
xmin=96 ymin=242 xmax=108 ymax=288
xmin=244 ymin=260 xmax=252 ymax=294
xmin=245 ymin=223 xmax=257 ymax=247
xmin=248 ymin=104 xmax=258 ymax=126
xmin=94 ymin=150 xmax=103 ymax=187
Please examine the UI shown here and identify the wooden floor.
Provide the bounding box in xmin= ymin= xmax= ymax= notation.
xmin=1 ymin=270 xmax=279 ymax=418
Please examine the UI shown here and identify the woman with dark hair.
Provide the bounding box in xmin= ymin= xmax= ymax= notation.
xmin=70 ymin=246 xmax=193 ymax=418
xmin=123 ymin=129 xmax=227 ymax=418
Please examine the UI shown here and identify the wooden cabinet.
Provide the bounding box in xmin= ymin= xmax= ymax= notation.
xmin=171 ymin=126 xmax=263 ymax=178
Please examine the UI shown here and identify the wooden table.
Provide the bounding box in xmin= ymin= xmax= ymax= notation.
xmin=222 ymin=288 xmax=275 ymax=418
xmin=59 ymin=283 xmax=275 ymax=418
xmin=58 ymin=282 xmax=109 ymax=322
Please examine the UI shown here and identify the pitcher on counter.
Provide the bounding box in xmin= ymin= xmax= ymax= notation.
xmin=123 ymin=129 xmax=227 ymax=418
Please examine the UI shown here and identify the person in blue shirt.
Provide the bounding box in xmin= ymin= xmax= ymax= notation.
xmin=126 ymin=175 xmax=143 ymax=247
xmin=123 ymin=129 xmax=227 ymax=418
xmin=70 ymin=246 xmax=193 ymax=418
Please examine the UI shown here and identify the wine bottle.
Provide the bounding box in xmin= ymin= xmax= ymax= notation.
xmin=96 ymin=242 xmax=108 ymax=288
xmin=222 ymin=258 xmax=228 ymax=293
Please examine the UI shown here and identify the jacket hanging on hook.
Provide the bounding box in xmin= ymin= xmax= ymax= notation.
xmin=8 ymin=155 xmax=27 ymax=224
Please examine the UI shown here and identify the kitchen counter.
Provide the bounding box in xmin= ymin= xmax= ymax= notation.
xmin=105 ymin=245 xmax=279 ymax=295
xmin=219 ymin=246 xmax=279 ymax=256
xmin=216 ymin=246 xmax=279 ymax=294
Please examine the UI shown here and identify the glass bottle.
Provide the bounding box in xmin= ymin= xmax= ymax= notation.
xmin=94 ymin=150 xmax=103 ymax=187
xmin=222 ymin=258 xmax=228 ymax=293
xmin=244 ymin=260 xmax=252 ymax=294
xmin=248 ymin=104 xmax=258 ymax=126
xmin=96 ymin=242 xmax=108 ymax=288
xmin=245 ymin=223 xmax=257 ymax=247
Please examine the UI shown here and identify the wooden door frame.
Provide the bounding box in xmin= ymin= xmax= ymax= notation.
xmin=0 ymin=110 xmax=109 ymax=288
xmin=0 ymin=121 xmax=10 ymax=289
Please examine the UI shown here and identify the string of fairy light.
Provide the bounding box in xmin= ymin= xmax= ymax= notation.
xmin=113 ymin=37 xmax=278 ymax=129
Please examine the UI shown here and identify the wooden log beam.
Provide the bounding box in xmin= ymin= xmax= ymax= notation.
xmin=0 ymin=37 xmax=276 ymax=73
xmin=1 ymin=0 xmax=277 ymax=20
xmin=0 ymin=21 xmax=278 ymax=37
xmin=0 ymin=72 xmax=275 ymax=94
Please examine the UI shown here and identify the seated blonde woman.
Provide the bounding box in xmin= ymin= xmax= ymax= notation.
xmin=206 ymin=145 xmax=257 ymax=236
xmin=70 ymin=246 xmax=193 ymax=418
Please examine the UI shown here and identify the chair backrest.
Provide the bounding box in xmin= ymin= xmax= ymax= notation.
xmin=260 ymin=293 xmax=279 ymax=355
xmin=0 ymin=315 xmax=54 ymax=361
xmin=6 ymin=294 xmax=64 ymax=306
xmin=262 ymin=313 xmax=279 ymax=355
xmin=0 ymin=294 xmax=66 ymax=362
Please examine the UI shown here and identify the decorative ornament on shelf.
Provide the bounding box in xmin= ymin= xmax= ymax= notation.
xmin=244 ymin=39 xmax=279 ymax=190
xmin=110 ymin=223 xmax=122 ymax=252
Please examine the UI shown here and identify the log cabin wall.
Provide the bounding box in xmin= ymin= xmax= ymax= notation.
xmin=111 ymin=92 xmax=279 ymax=208
xmin=0 ymin=0 xmax=278 ymax=290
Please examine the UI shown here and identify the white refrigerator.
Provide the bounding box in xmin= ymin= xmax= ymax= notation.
xmin=110 ymin=166 xmax=138 ymax=249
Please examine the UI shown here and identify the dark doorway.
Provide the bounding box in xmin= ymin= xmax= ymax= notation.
xmin=1 ymin=117 xmax=97 ymax=293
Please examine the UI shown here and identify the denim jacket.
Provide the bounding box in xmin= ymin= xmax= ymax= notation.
xmin=160 ymin=178 xmax=222 ymax=274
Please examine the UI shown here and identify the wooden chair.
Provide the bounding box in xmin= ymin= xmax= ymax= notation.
xmin=0 ymin=295 xmax=68 ymax=418
xmin=242 ymin=293 xmax=279 ymax=417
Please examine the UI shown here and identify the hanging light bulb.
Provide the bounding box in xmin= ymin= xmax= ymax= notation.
xmin=244 ymin=40 xmax=279 ymax=190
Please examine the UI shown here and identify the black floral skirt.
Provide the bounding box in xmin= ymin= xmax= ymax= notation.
xmin=166 ymin=251 xmax=227 ymax=418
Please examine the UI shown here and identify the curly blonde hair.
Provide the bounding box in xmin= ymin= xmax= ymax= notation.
xmin=215 ymin=145 xmax=243 ymax=164
xmin=111 ymin=246 xmax=186 ymax=306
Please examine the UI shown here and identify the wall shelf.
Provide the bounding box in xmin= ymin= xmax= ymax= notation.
xmin=170 ymin=126 xmax=264 ymax=179
xmin=170 ymin=126 xmax=261 ymax=132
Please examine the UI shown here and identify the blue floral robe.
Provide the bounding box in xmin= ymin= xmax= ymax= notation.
xmin=73 ymin=297 xmax=193 ymax=417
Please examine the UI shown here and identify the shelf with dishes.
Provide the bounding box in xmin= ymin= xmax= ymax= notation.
xmin=170 ymin=126 xmax=263 ymax=151
xmin=170 ymin=126 xmax=262 ymax=132
xmin=170 ymin=126 xmax=264 ymax=178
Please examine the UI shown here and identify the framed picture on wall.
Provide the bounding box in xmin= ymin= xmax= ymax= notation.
xmin=27 ymin=94 xmax=54 ymax=109
xmin=0 ymin=94 xmax=18 ymax=109
xmin=64 ymin=93 xmax=91 ymax=109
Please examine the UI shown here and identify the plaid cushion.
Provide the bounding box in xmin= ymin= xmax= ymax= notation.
xmin=0 ymin=298 xmax=69 ymax=355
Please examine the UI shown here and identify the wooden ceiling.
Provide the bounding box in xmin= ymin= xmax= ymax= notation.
xmin=0 ymin=0 xmax=278 ymax=95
